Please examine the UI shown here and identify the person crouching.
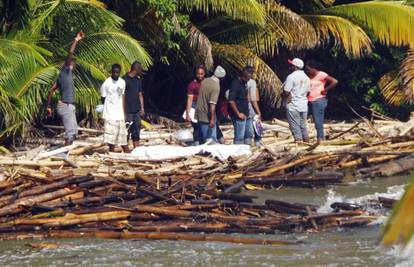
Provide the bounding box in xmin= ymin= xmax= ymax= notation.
xmin=101 ymin=64 xmax=130 ymax=153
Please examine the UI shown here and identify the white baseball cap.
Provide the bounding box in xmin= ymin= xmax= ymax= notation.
xmin=214 ymin=65 xmax=226 ymax=78
xmin=288 ymin=58 xmax=304 ymax=69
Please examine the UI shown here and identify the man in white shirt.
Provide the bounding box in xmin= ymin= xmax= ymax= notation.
xmin=101 ymin=64 xmax=129 ymax=153
xmin=283 ymin=58 xmax=311 ymax=142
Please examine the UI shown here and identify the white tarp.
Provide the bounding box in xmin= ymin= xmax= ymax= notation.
xmin=130 ymin=144 xmax=251 ymax=161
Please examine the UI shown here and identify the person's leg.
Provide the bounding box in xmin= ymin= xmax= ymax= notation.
xmin=299 ymin=111 xmax=309 ymax=142
xmin=232 ymin=117 xmax=246 ymax=144
xmin=206 ymin=122 xmax=217 ymax=143
xmin=216 ymin=121 xmax=225 ymax=144
xmin=117 ymin=120 xmax=129 ymax=153
xmin=104 ymin=120 xmax=117 ymax=152
xmin=198 ymin=122 xmax=208 ymax=144
xmin=57 ymin=103 xmax=76 ymax=146
xmin=244 ymin=118 xmax=254 ymax=145
xmin=286 ymin=109 xmax=303 ymax=141
xmin=131 ymin=113 xmax=141 ymax=148
xmin=191 ymin=122 xmax=200 ymax=146
xmin=311 ymin=98 xmax=327 ymax=141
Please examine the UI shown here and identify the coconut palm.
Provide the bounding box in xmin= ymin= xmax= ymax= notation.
xmin=0 ymin=0 xmax=152 ymax=141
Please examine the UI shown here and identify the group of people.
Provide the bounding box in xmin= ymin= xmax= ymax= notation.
xmin=185 ymin=65 xmax=262 ymax=146
xmin=283 ymin=58 xmax=338 ymax=143
xmin=47 ymin=32 xmax=145 ymax=152
xmin=48 ymin=33 xmax=338 ymax=151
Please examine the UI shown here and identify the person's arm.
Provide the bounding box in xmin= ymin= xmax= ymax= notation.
xmin=209 ymin=104 xmax=216 ymax=128
xmin=100 ymin=80 xmax=107 ymax=105
xmin=46 ymin=82 xmax=58 ymax=117
xmin=65 ymin=32 xmax=84 ymax=66
xmin=322 ymin=75 xmax=338 ymax=94
xmin=252 ymin=101 xmax=261 ymax=119
xmin=208 ymin=86 xmax=220 ymax=128
xmin=186 ymin=95 xmax=194 ymax=122
xmin=122 ymin=94 xmax=126 ymax=116
xmin=282 ymin=75 xmax=293 ymax=103
xmin=228 ymin=81 xmax=246 ymax=120
xmin=139 ymin=92 xmax=145 ymax=116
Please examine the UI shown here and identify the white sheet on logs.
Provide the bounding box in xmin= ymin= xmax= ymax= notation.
xmin=130 ymin=144 xmax=251 ymax=161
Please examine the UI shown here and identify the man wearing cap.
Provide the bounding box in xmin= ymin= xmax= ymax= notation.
xmin=284 ymin=58 xmax=311 ymax=142
xmin=195 ymin=65 xmax=226 ymax=144
xmin=123 ymin=61 xmax=145 ymax=148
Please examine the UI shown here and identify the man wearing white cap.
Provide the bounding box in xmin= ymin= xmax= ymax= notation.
xmin=195 ymin=65 xmax=226 ymax=144
xmin=283 ymin=58 xmax=311 ymax=142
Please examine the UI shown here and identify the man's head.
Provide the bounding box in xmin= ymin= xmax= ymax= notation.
xmin=240 ymin=67 xmax=252 ymax=82
xmin=213 ymin=65 xmax=226 ymax=80
xmin=111 ymin=64 xmax=122 ymax=81
xmin=130 ymin=61 xmax=143 ymax=76
xmin=288 ymin=58 xmax=304 ymax=72
xmin=195 ymin=65 xmax=206 ymax=82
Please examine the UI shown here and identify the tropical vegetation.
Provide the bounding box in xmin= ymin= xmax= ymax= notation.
xmin=1 ymin=0 xmax=414 ymax=143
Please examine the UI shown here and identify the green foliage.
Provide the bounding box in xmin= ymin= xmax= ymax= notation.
xmin=0 ymin=0 xmax=152 ymax=141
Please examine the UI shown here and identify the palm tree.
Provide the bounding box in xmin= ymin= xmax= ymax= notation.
xmin=0 ymin=0 xmax=152 ymax=141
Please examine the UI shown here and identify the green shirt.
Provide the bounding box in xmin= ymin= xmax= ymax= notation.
xmin=195 ymin=77 xmax=220 ymax=123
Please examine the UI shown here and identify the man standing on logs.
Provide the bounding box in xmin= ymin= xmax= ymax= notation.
xmin=195 ymin=66 xmax=226 ymax=144
xmin=123 ymin=61 xmax=145 ymax=148
xmin=47 ymin=32 xmax=84 ymax=146
xmin=283 ymin=58 xmax=311 ymax=143
xmin=100 ymin=64 xmax=129 ymax=153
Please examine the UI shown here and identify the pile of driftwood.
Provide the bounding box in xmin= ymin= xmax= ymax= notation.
xmin=0 ymin=115 xmax=412 ymax=245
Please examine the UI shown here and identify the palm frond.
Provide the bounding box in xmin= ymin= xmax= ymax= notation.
xmin=382 ymin=174 xmax=414 ymax=247
xmin=379 ymin=50 xmax=414 ymax=105
xmin=179 ymin=0 xmax=266 ymax=26
xmin=264 ymin=2 xmax=318 ymax=51
xmin=75 ymin=31 xmax=152 ymax=72
xmin=186 ymin=24 xmax=214 ymax=71
xmin=303 ymin=15 xmax=372 ymax=58
xmin=212 ymin=43 xmax=282 ymax=105
xmin=30 ymin=0 xmax=123 ymax=35
xmin=322 ymin=1 xmax=414 ymax=48
xmin=0 ymin=37 xmax=51 ymax=66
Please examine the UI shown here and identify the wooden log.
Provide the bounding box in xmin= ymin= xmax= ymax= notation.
xmin=0 ymin=230 xmax=298 ymax=245
xmin=266 ymin=200 xmax=317 ymax=215
xmin=0 ymin=188 xmax=78 ymax=218
xmin=250 ymin=154 xmax=329 ymax=177
xmin=377 ymin=156 xmax=414 ymax=176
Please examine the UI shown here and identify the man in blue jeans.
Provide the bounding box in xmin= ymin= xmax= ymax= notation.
xmin=283 ymin=58 xmax=311 ymax=142
xmin=228 ymin=68 xmax=253 ymax=145
xmin=195 ymin=66 xmax=226 ymax=144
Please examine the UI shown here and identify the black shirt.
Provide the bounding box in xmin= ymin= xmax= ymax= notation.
xmin=123 ymin=74 xmax=143 ymax=113
xmin=228 ymin=77 xmax=248 ymax=117
xmin=57 ymin=66 xmax=74 ymax=104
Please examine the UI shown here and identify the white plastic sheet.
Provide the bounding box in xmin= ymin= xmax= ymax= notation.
xmin=130 ymin=144 xmax=251 ymax=161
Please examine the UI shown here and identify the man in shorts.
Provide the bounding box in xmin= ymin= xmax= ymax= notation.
xmin=101 ymin=64 xmax=129 ymax=153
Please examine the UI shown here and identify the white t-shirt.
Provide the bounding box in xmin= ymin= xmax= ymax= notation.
xmin=100 ymin=77 xmax=126 ymax=121
xmin=284 ymin=70 xmax=310 ymax=112
xmin=247 ymin=79 xmax=258 ymax=117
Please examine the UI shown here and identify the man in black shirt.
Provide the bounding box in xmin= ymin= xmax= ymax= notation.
xmin=47 ymin=31 xmax=84 ymax=146
xmin=228 ymin=68 xmax=252 ymax=145
xmin=124 ymin=61 xmax=145 ymax=148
